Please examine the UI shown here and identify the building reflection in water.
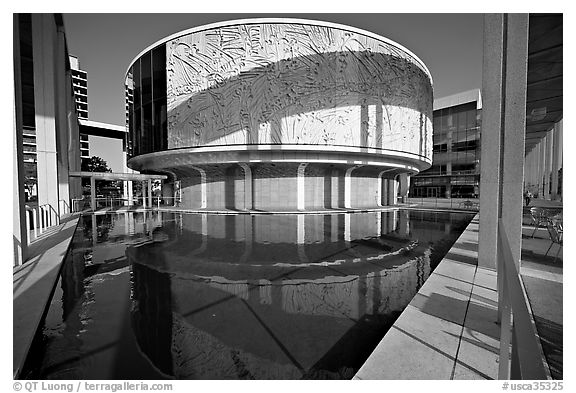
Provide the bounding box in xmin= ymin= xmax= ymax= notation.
xmin=30 ymin=210 xmax=472 ymax=380
xmin=127 ymin=211 xmax=466 ymax=379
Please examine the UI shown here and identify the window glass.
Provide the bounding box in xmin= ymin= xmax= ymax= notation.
xmin=152 ymin=45 xmax=166 ymax=100
xmin=142 ymin=103 xmax=153 ymax=154
xmin=133 ymin=61 xmax=141 ymax=109
xmin=134 ymin=107 xmax=141 ymax=157
xmin=153 ymin=101 xmax=167 ymax=151
xmin=440 ymin=114 xmax=448 ymax=133
xmin=141 ymin=52 xmax=152 ymax=104
xmin=457 ymin=110 xmax=466 ymax=132
xmin=433 ymin=143 xmax=447 ymax=153
xmin=467 ymin=109 xmax=477 ymax=130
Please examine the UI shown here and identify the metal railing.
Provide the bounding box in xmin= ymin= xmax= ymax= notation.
xmin=24 ymin=203 xmax=60 ymax=244
xmin=497 ymin=220 xmax=548 ymax=379
xmin=406 ymin=197 xmax=480 ymax=211
xmin=71 ymin=195 xmax=181 ymax=212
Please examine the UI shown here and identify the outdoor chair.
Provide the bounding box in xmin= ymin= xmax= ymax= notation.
xmin=545 ymin=220 xmax=563 ymax=262
xmin=529 ymin=207 xmax=550 ymax=238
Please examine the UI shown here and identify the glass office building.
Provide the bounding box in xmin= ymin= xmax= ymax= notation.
xmin=410 ymin=89 xmax=482 ymax=199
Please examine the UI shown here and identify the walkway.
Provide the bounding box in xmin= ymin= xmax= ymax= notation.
xmin=13 ymin=214 xmax=80 ymax=378
xmin=354 ymin=204 xmax=563 ymax=379
xmin=354 ymin=215 xmax=502 ymax=379
xmin=521 ymin=198 xmax=563 ymax=379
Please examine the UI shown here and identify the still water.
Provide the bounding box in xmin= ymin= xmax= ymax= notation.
xmin=25 ymin=210 xmax=474 ymax=380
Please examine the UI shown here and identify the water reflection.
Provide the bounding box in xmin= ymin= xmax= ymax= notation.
xmin=30 ymin=210 xmax=473 ymax=380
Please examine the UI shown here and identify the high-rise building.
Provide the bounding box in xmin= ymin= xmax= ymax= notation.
xmin=69 ymin=55 xmax=91 ymax=165
xmin=410 ymin=89 xmax=482 ymax=199
xmin=14 ymin=13 xmax=82 ymax=264
xmin=69 ymin=55 xmax=88 ymax=118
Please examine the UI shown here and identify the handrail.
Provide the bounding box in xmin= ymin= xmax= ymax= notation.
xmin=23 ymin=203 xmax=60 ymax=245
xmin=71 ymin=195 xmax=181 ymax=212
xmin=497 ymin=220 xmax=548 ymax=380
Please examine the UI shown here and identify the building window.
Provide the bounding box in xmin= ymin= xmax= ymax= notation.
xmin=433 ymin=143 xmax=447 ymax=153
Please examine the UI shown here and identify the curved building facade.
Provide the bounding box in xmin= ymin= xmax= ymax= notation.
xmin=125 ymin=19 xmax=433 ymax=210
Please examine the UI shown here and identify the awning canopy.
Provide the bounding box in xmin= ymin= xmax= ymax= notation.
xmin=525 ymin=14 xmax=562 ymax=154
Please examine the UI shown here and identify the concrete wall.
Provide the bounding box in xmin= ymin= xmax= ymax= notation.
xmin=176 ymin=162 xmax=400 ymax=211
xmin=164 ymin=21 xmax=433 ymax=161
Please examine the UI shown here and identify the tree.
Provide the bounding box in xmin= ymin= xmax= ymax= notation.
xmin=82 ymin=156 xmax=112 ymax=173
xmin=81 ymin=156 xmax=119 ymax=196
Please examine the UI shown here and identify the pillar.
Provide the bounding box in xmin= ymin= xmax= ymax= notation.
xmin=479 ymin=14 xmax=528 ymax=271
xmin=381 ymin=177 xmax=389 ymax=206
xmin=239 ymin=163 xmax=253 ymax=210
xmin=387 ymin=179 xmax=397 ymax=205
xmin=91 ymin=214 xmax=97 ymax=244
xmin=90 ymin=177 xmax=96 ymax=211
xmin=344 ymin=165 xmax=363 ymax=208
xmin=538 ymin=137 xmax=546 ymax=197
xmin=377 ymin=174 xmax=384 ymax=207
xmin=297 ymin=163 xmax=308 ymax=211
xmin=141 ymin=181 xmax=146 ymax=208
xmin=32 ymin=14 xmax=60 ymax=219
xmin=13 ymin=15 xmax=28 ymax=264
xmin=550 ymin=121 xmax=562 ymax=200
xmin=191 ymin=166 xmax=207 ymax=209
xmin=399 ymin=173 xmax=410 ymax=203
xmin=125 ymin=180 xmax=133 ymax=206
xmin=331 ymin=168 xmax=340 ymax=209
xmin=148 ymin=179 xmax=153 ymax=208
xmin=55 ymin=22 xmax=70 ymax=218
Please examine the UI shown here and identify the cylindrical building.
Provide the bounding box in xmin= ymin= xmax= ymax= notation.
xmin=125 ymin=19 xmax=433 ymax=211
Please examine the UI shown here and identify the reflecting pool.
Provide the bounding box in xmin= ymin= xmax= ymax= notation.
xmin=24 ymin=210 xmax=474 ymax=379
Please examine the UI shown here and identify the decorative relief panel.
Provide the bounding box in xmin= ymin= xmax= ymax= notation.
xmin=166 ymin=23 xmax=433 ymax=160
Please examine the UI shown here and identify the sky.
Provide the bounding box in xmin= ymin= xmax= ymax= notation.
xmin=62 ymin=13 xmax=484 ymax=127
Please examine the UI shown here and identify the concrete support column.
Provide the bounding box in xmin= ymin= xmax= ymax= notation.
xmin=141 ymin=181 xmax=146 ymax=208
xmin=545 ymin=129 xmax=553 ymax=199
xmin=147 ymin=179 xmax=153 ymax=208
xmin=297 ymin=163 xmax=308 ymax=211
xmin=331 ymin=169 xmax=340 ymax=209
xmin=540 ymin=132 xmax=549 ymax=199
xmin=32 ymin=14 xmax=60 ymax=219
xmin=377 ymin=169 xmax=394 ymax=207
xmin=538 ymin=137 xmax=546 ymax=197
xmin=55 ymin=23 xmax=70 ymax=218
xmin=344 ymin=167 xmax=354 ymax=208
xmin=191 ymin=166 xmax=207 ymax=209
xmin=479 ymin=13 xmax=528 ymax=272
xmin=91 ymin=214 xmax=97 ymax=244
xmin=13 ymin=15 xmax=28 ymax=264
xmin=377 ymin=174 xmax=384 ymax=207
xmin=125 ymin=181 xmax=134 ymax=205
xmin=550 ymin=121 xmax=562 ymax=200
xmin=90 ymin=177 xmax=96 ymax=211
xmin=387 ymin=179 xmax=397 ymax=205
xmin=399 ymin=173 xmax=410 ymax=203
xmin=381 ymin=178 xmax=389 ymax=206
xmin=344 ymin=165 xmax=363 ymax=208
xmin=239 ymin=163 xmax=253 ymax=210
xmin=161 ymin=181 xmax=173 ymax=205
